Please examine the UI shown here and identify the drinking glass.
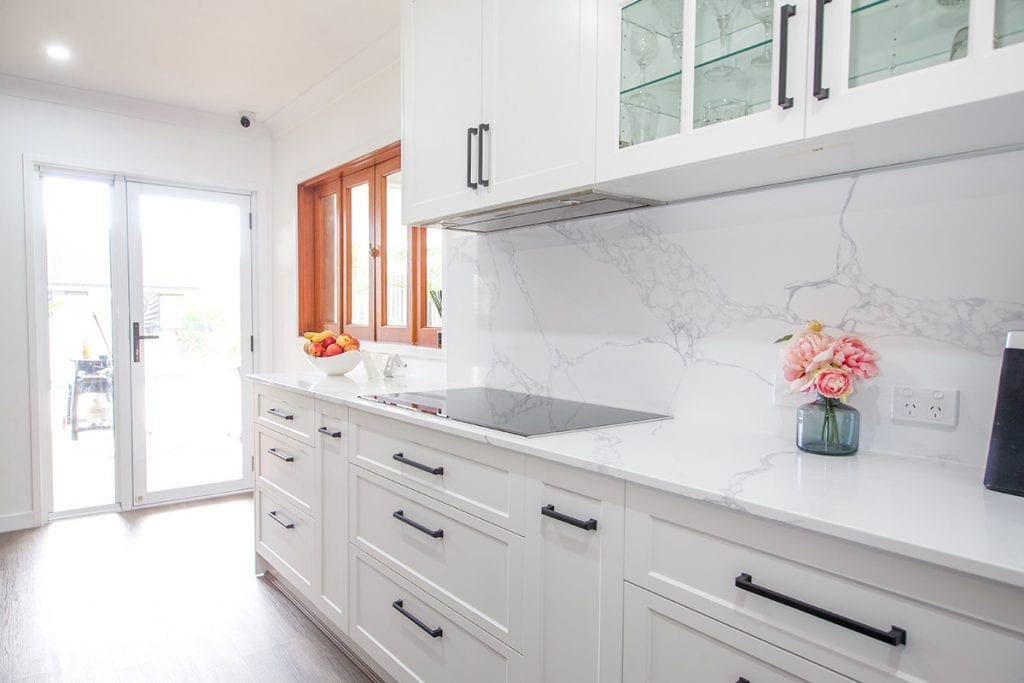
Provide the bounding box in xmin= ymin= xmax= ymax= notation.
xmin=701 ymin=0 xmax=742 ymax=80
xmin=654 ymin=0 xmax=685 ymax=65
xmin=701 ymin=97 xmax=750 ymax=125
xmin=628 ymin=90 xmax=661 ymax=144
xmin=741 ymin=0 xmax=774 ymax=66
xmin=629 ymin=24 xmax=660 ymax=82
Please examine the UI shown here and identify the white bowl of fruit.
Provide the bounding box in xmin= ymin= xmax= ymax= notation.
xmin=301 ymin=330 xmax=363 ymax=376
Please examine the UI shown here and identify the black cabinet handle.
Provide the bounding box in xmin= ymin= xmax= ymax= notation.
xmin=466 ymin=126 xmax=479 ymax=189
xmin=266 ymin=407 xmax=294 ymax=420
xmin=812 ymin=0 xmax=831 ymax=100
xmin=737 ymin=679 xmax=751 ymax=683
xmin=777 ymin=5 xmax=796 ymax=109
xmin=267 ymin=510 xmax=294 ymax=529
xmin=393 ymin=452 xmax=444 ymax=476
xmin=541 ymin=504 xmax=597 ymax=531
xmin=318 ymin=426 xmax=342 ymax=438
xmin=478 ymin=123 xmax=490 ymax=187
xmin=393 ymin=599 xmax=443 ymax=638
xmin=735 ymin=573 xmax=907 ymax=646
xmin=267 ymin=447 xmax=294 ymax=463
xmin=393 ymin=510 xmax=444 ymax=538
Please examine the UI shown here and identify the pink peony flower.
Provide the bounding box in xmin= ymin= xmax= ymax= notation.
xmin=815 ymin=368 xmax=853 ymax=399
xmin=831 ymin=336 xmax=879 ymax=380
xmin=783 ymin=331 xmax=835 ymax=391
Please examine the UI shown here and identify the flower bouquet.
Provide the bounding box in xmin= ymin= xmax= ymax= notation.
xmin=777 ymin=321 xmax=879 ymax=455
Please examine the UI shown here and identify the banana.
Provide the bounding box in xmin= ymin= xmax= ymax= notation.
xmin=303 ymin=331 xmax=317 ymax=340
xmin=311 ymin=330 xmax=334 ymax=343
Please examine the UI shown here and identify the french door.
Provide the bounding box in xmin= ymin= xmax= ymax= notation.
xmin=39 ymin=170 xmax=253 ymax=515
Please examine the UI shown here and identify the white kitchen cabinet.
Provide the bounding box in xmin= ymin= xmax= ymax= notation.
xmin=316 ymin=400 xmax=349 ymax=632
xmin=623 ymin=582 xmax=853 ymax=683
xmin=597 ymin=0 xmax=810 ymax=183
xmin=523 ymin=459 xmax=624 ymax=683
xmin=401 ymin=0 xmax=597 ymax=226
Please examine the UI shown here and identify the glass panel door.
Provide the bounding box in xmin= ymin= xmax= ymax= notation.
xmin=126 ymin=182 xmax=253 ymax=505
xmin=996 ymin=0 xmax=1024 ymax=47
xmin=620 ymin=0 xmax=684 ymax=147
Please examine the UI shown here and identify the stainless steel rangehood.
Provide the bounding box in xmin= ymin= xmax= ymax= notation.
xmin=430 ymin=190 xmax=661 ymax=233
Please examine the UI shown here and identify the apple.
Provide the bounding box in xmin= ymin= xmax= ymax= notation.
xmin=341 ymin=343 xmax=358 ymax=353
xmin=324 ymin=343 xmax=343 ymax=357
xmin=348 ymin=337 xmax=360 ymax=349
xmin=321 ymin=336 xmax=336 ymax=348
xmin=303 ymin=340 xmax=312 ymax=354
xmin=308 ymin=342 xmax=325 ymax=357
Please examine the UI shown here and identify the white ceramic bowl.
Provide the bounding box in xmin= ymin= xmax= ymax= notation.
xmin=303 ymin=349 xmax=362 ymax=376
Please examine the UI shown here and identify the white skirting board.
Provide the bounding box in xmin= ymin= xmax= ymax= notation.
xmin=0 ymin=511 xmax=36 ymax=534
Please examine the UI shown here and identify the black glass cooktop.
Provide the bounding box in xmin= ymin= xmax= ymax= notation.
xmin=361 ymin=388 xmax=670 ymax=437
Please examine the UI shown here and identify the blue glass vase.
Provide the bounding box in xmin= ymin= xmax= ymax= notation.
xmin=796 ymin=394 xmax=859 ymax=456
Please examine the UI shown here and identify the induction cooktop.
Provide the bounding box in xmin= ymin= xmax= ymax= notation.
xmin=360 ymin=388 xmax=670 ymax=437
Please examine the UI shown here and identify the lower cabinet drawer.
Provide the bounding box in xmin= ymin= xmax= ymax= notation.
xmin=256 ymin=427 xmax=318 ymax=515
xmin=256 ymin=486 xmax=317 ymax=597
xmin=623 ymin=582 xmax=852 ymax=683
xmin=625 ymin=486 xmax=1024 ymax=683
xmin=350 ymin=549 xmax=524 ymax=683
xmin=350 ymin=466 xmax=524 ymax=649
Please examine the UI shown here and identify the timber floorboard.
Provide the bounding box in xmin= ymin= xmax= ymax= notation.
xmin=0 ymin=494 xmax=371 ymax=682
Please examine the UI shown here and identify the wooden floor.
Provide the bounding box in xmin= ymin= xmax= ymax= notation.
xmin=0 ymin=494 xmax=372 ymax=682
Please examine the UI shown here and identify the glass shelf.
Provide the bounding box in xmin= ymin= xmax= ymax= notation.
xmin=619 ymin=72 xmax=682 ymax=147
xmin=996 ymin=0 xmax=1024 ymax=48
xmin=849 ymin=0 xmax=970 ymax=87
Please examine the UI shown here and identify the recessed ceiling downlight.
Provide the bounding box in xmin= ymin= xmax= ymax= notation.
xmin=46 ymin=45 xmax=71 ymax=61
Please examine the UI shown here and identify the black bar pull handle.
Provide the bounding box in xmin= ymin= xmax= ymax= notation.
xmin=318 ymin=426 xmax=342 ymax=438
xmin=393 ymin=452 xmax=444 ymax=476
xmin=478 ymin=123 xmax=490 ymax=187
xmin=737 ymin=679 xmax=751 ymax=683
xmin=466 ymin=126 xmax=479 ymax=189
xmin=393 ymin=599 xmax=443 ymax=638
xmin=267 ymin=510 xmax=295 ymax=529
xmin=812 ymin=0 xmax=832 ymax=100
xmin=132 ymin=322 xmax=160 ymax=363
xmin=266 ymin=407 xmax=294 ymax=421
xmin=393 ymin=510 xmax=444 ymax=538
xmin=735 ymin=573 xmax=907 ymax=646
xmin=541 ymin=504 xmax=598 ymax=531
xmin=777 ymin=5 xmax=796 ymax=109
xmin=267 ymin=447 xmax=294 ymax=463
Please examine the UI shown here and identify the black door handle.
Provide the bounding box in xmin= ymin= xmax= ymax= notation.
xmin=778 ymin=5 xmax=796 ymax=109
xmin=267 ymin=447 xmax=294 ymax=463
xmin=735 ymin=573 xmax=907 ymax=646
xmin=393 ymin=510 xmax=444 ymax=538
xmin=812 ymin=0 xmax=832 ymax=100
xmin=393 ymin=599 xmax=443 ymax=638
xmin=265 ymin=407 xmax=294 ymax=420
xmin=466 ymin=126 xmax=479 ymax=189
xmin=267 ymin=510 xmax=294 ymax=529
xmin=737 ymin=678 xmax=751 ymax=683
xmin=393 ymin=452 xmax=444 ymax=476
xmin=318 ymin=426 xmax=342 ymax=438
xmin=132 ymin=322 xmax=160 ymax=362
xmin=478 ymin=123 xmax=490 ymax=187
xmin=541 ymin=504 xmax=597 ymax=531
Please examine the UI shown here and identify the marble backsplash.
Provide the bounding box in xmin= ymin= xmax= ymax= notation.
xmin=442 ymin=148 xmax=1024 ymax=466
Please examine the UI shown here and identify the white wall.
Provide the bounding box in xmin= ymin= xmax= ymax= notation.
xmin=270 ymin=62 xmax=402 ymax=372
xmin=0 ymin=93 xmax=272 ymax=531
xmin=445 ymin=149 xmax=1024 ymax=467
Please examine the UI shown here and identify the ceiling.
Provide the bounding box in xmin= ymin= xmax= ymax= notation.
xmin=0 ymin=0 xmax=399 ymax=130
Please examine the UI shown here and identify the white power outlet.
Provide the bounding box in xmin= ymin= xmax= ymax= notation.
xmin=891 ymin=385 xmax=959 ymax=427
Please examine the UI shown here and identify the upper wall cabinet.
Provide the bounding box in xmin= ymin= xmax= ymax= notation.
xmin=596 ymin=0 xmax=810 ymax=182
xmin=401 ymin=0 xmax=598 ymax=227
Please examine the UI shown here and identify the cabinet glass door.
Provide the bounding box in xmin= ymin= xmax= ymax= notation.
xmin=619 ymin=0 xmax=684 ymax=147
xmin=996 ymin=0 xmax=1024 ymax=47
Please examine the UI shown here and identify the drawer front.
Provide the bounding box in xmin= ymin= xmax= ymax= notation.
xmin=256 ymin=427 xmax=318 ymax=515
xmin=625 ymin=486 xmax=1024 ymax=683
xmin=350 ymin=549 xmax=523 ymax=683
xmin=255 ymin=384 xmax=315 ymax=445
xmin=623 ymin=583 xmax=852 ymax=683
xmin=350 ymin=411 xmax=524 ymax=533
xmin=350 ymin=466 xmax=524 ymax=649
xmin=256 ymin=486 xmax=317 ymax=596
xmin=315 ymin=400 xmax=348 ymax=458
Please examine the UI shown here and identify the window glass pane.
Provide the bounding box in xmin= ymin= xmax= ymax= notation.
xmin=384 ymin=172 xmax=408 ymax=327
xmin=318 ymin=193 xmax=338 ymax=323
xmin=426 ymin=227 xmax=443 ymax=328
xmin=349 ymin=183 xmax=371 ymax=326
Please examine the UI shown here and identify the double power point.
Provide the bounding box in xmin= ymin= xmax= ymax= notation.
xmin=891 ymin=385 xmax=959 ymax=427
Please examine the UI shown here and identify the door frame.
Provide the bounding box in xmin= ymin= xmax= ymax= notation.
xmin=23 ymin=157 xmax=262 ymax=522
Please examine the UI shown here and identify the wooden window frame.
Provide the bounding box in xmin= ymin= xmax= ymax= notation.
xmin=297 ymin=141 xmax=441 ymax=348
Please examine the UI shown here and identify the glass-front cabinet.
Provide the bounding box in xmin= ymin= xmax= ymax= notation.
xmin=599 ymin=0 xmax=809 ymax=181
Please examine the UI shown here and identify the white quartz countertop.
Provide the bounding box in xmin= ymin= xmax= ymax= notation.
xmin=250 ymin=372 xmax=1024 ymax=589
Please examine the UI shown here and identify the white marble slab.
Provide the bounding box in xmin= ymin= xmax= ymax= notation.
xmin=250 ymin=372 xmax=1024 ymax=590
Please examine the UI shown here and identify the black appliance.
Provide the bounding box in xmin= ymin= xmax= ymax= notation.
xmin=361 ymin=388 xmax=670 ymax=438
xmin=984 ymin=332 xmax=1024 ymax=496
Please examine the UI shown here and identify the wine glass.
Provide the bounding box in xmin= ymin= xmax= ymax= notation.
xmin=627 ymin=90 xmax=661 ymax=144
xmin=629 ymin=24 xmax=660 ymax=83
xmin=701 ymin=0 xmax=742 ymax=81
xmin=741 ymin=0 xmax=774 ymax=66
xmin=653 ymin=0 xmax=685 ymax=65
